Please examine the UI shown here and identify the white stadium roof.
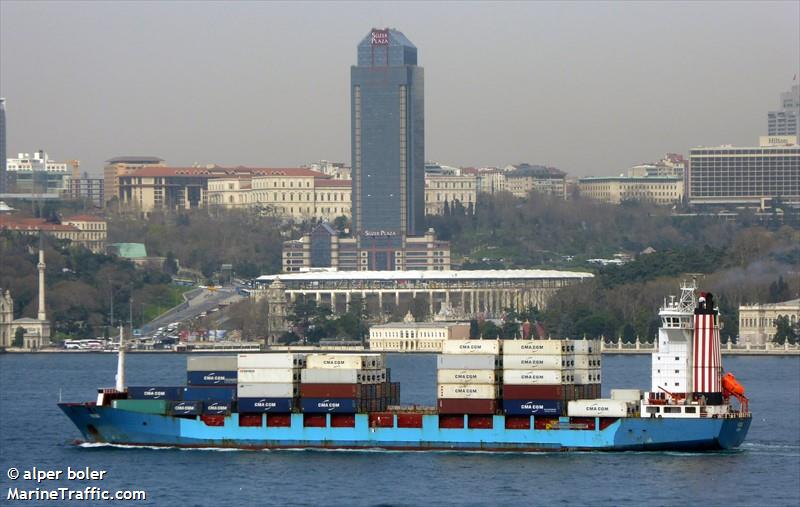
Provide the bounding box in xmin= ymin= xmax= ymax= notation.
xmin=257 ymin=269 xmax=594 ymax=282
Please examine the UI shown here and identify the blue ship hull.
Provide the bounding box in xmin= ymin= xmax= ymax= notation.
xmin=59 ymin=403 xmax=751 ymax=452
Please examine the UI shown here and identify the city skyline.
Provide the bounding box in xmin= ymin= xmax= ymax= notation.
xmin=0 ymin=1 xmax=798 ymax=177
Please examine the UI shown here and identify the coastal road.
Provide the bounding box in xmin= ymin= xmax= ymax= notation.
xmin=141 ymin=287 xmax=244 ymax=334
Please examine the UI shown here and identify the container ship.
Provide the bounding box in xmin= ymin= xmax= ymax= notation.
xmin=60 ymin=282 xmax=751 ymax=452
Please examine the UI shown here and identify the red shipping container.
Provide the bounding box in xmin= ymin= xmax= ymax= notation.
xmin=238 ymin=413 xmax=263 ymax=427
xmin=504 ymin=415 xmax=531 ymax=430
xmin=369 ymin=412 xmax=394 ymax=428
xmin=467 ymin=414 xmax=494 ymax=429
xmin=200 ymin=415 xmax=225 ymax=426
xmin=439 ymin=414 xmax=465 ymax=429
xmin=300 ymin=383 xmax=360 ymax=398
xmin=503 ymin=385 xmax=563 ymax=400
xmin=303 ymin=414 xmax=327 ymax=427
xmin=266 ymin=413 xmax=291 ymax=427
xmin=397 ymin=413 xmax=423 ymax=428
xmin=437 ymin=399 xmax=497 ymax=415
xmin=330 ymin=414 xmax=355 ymax=427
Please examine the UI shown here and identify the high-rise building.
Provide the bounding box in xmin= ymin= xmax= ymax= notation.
xmin=688 ymin=136 xmax=799 ymax=209
xmin=768 ymin=83 xmax=799 ymax=136
xmin=0 ymin=98 xmax=6 ymax=194
xmin=351 ymin=28 xmax=425 ymax=269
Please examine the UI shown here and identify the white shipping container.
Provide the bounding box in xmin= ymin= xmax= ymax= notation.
xmin=437 ymin=354 xmax=500 ymax=370
xmin=610 ymin=389 xmax=642 ymax=402
xmin=237 ymin=353 xmax=306 ymax=369
xmin=503 ymin=369 xmax=566 ymax=385
xmin=503 ymin=340 xmax=566 ymax=356
xmin=437 ymin=369 xmax=499 ymax=384
xmin=572 ymin=355 xmax=602 ymax=369
xmin=237 ymin=383 xmax=298 ymax=398
xmin=570 ymin=340 xmax=600 ymax=355
xmin=573 ymin=368 xmax=602 ymax=384
xmin=568 ymin=399 xmax=631 ymax=418
xmin=187 ymin=355 xmax=238 ymax=371
xmin=306 ymin=354 xmax=385 ymax=370
xmin=502 ymin=355 xmax=564 ymax=370
xmin=300 ymin=368 xmax=387 ymax=384
xmin=437 ymin=383 xmax=499 ymax=399
xmin=442 ymin=340 xmax=502 ymax=355
xmin=237 ymin=368 xmax=301 ymax=383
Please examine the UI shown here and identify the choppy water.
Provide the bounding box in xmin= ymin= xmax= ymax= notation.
xmin=0 ymin=353 xmax=797 ymax=506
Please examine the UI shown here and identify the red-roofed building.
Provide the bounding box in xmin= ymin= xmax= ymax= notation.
xmin=0 ymin=215 xmax=107 ymax=253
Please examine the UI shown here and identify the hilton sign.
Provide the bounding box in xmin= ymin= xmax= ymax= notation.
xmin=371 ymin=29 xmax=389 ymax=46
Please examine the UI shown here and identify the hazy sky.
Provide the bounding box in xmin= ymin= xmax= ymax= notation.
xmin=1 ymin=1 xmax=798 ymax=177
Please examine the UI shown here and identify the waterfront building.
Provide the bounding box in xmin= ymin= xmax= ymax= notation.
xmin=369 ymin=318 xmax=470 ymax=352
xmin=103 ymin=156 xmax=165 ymax=207
xmin=0 ymin=214 xmax=107 ymax=253
xmin=578 ymin=176 xmax=684 ymax=205
xmin=688 ymin=136 xmax=799 ymax=209
xmin=739 ymin=299 xmax=800 ymax=346
xmin=255 ymin=269 xmax=593 ymax=318
xmin=5 ymin=151 xmax=71 ymax=195
xmin=768 ymin=83 xmax=799 ymax=136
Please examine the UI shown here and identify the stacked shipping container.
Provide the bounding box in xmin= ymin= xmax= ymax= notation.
xmin=437 ymin=340 xmax=502 ymax=415
xmin=300 ymin=354 xmax=398 ymax=413
xmin=236 ymin=353 xmax=307 ymax=414
xmin=501 ymin=339 xmax=602 ymax=416
xmin=184 ymin=355 xmax=238 ymax=415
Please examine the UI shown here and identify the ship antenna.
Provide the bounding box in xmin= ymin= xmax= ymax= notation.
xmin=115 ymin=324 xmax=126 ymax=392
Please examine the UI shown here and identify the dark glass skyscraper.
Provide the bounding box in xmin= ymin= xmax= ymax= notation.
xmin=351 ymin=28 xmax=424 ymax=269
xmin=0 ymin=98 xmax=6 ymax=194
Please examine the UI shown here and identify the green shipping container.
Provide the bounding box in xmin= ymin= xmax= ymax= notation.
xmin=112 ymin=399 xmax=169 ymax=415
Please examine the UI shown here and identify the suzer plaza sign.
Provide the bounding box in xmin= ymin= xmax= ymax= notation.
xmin=371 ymin=29 xmax=389 ymax=45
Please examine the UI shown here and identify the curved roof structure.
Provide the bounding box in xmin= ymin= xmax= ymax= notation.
xmin=258 ymin=269 xmax=593 ymax=283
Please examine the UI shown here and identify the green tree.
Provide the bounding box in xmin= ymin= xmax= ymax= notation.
xmin=773 ymin=316 xmax=798 ymax=345
xmin=13 ymin=327 xmax=24 ymax=347
xmin=163 ymin=252 xmax=179 ymax=276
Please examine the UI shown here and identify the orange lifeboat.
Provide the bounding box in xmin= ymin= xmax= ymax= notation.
xmin=722 ymin=372 xmax=745 ymax=397
xmin=722 ymin=372 xmax=749 ymax=413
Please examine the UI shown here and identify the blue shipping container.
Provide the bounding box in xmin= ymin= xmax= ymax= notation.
xmin=503 ymin=399 xmax=563 ymax=416
xmin=300 ymin=398 xmax=357 ymax=413
xmin=171 ymin=400 xmax=202 ymax=416
xmin=203 ymin=401 xmax=232 ymax=415
xmin=238 ymin=397 xmax=294 ymax=413
xmin=182 ymin=386 xmax=237 ymax=401
xmin=127 ymin=386 xmax=183 ymax=400
xmin=186 ymin=371 xmax=237 ymax=385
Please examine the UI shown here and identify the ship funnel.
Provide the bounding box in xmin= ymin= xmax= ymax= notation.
xmin=692 ymin=294 xmax=722 ymax=403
